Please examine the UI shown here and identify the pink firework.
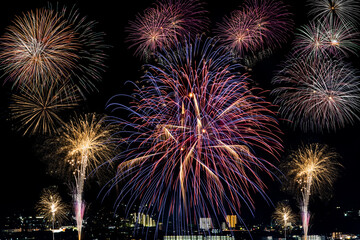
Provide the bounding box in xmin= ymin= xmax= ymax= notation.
xmin=293 ymin=19 xmax=359 ymax=58
xmin=272 ymin=55 xmax=360 ymax=132
xmin=216 ymin=10 xmax=262 ymax=55
xmin=127 ymin=0 xmax=208 ymax=58
xmin=157 ymin=0 xmax=209 ymax=37
xmin=107 ymin=38 xmax=282 ymax=233
xmin=244 ymin=0 xmax=294 ymax=49
xmin=216 ymin=0 xmax=293 ymax=56
xmin=127 ymin=7 xmax=174 ymax=58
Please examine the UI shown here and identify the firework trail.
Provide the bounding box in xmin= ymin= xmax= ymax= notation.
xmin=57 ymin=113 xmax=115 ymax=240
xmin=106 ymin=37 xmax=282 ymax=235
xmin=272 ymin=55 xmax=360 ymax=132
xmin=216 ymin=0 xmax=293 ymax=57
xmin=272 ymin=202 xmax=296 ymax=239
xmin=9 ymin=79 xmax=80 ymax=136
xmin=36 ymin=187 xmax=68 ymax=240
xmin=126 ymin=0 xmax=208 ymax=58
xmin=284 ymin=144 xmax=341 ymax=240
xmin=307 ymin=0 xmax=360 ymax=26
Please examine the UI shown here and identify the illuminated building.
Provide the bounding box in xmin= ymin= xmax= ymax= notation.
xmin=131 ymin=212 xmax=156 ymax=227
xmin=225 ymin=215 xmax=237 ymax=229
xmin=199 ymin=218 xmax=212 ymax=231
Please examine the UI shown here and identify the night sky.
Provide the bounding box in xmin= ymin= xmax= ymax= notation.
xmin=0 ymin=0 xmax=360 ymax=234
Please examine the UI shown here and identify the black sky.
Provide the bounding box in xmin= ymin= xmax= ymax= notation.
xmin=0 ymin=0 xmax=360 ymax=233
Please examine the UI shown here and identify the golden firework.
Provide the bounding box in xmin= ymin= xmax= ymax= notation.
xmin=57 ymin=113 xmax=116 ymax=240
xmin=9 ymin=79 xmax=80 ymax=136
xmin=0 ymin=8 xmax=79 ymax=87
xmin=272 ymin=202 xmax=296 ymax=239
xmin=59 ymin=113 xmax=115 ymax=173
xmin=285 ymin=143 xmax=341 ymax=240
xmin=36 ymin=187 xmax=68 ymax=227
xmin=287 ymin=143 xmax=340 ymax=195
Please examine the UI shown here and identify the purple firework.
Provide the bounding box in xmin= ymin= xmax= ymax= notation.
xmin=106 ymin=37 xmax=283 ymax=234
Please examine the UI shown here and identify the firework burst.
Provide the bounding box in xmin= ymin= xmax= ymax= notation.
xmin=57 ymin=113 xmax=116 ymax=240
xmin=0 ymin=8 xmax=78 ymax=87
xmin=216 ymin=0 xmax=293 ymax=57
xmin=1 ymin=5 xmax=107 ymax=96
xmin=126 ymin=0 xmax=208 ymax=58
xmin=272 ymin=55 xmax=360 ymax=132
xmin=293 ymin=20 xmax=359 ymax=58
xmin=307 ymin=0 xmax=360 ymax=26
xmin=272 ymin=202 xmax=296 ymax=239
xmin=216 ymin=10 xmax=262 ymax=55
xmin=9 ymin=79 xmax=80 ymax=136
xmin=285 ymin=143 xmax=340 ymax=240
xmin=127 ymin=7 xmax=173 ymax=58
xmin=36 ymin=187 xmax=68 ymax=240
xmin=107 ymin=37 xmax=282 ymax=234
